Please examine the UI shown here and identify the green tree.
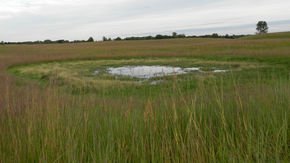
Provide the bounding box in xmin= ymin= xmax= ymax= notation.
xmin=212 ymin=33 xmax=219 ymax=38
xmin=172 ymin=32 xmax=177 ymax=38
xmin=256 ymin=21 xmax=269 ymax=34
xmin=44 ymin=39 xmax=52 ymax=44
xmin=114 ymin=37 xmax=122 ymax=41
xmin=103 ymin=36 xmax=108 ymax=42
xmin=87 ymin=37 xmax=94 ymax=42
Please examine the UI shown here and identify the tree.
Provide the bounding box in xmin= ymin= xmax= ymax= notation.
xmin=256 ymin=21 xmax=269 ymax=34
xmin=177 ymin=34 xmax=186 ymax=38
xmin=212 ymin=33 xmax=219 ymax=38
xmin=56 ymin=40 xmax=68 ymax=44
xmin=114 ymin=37 xmax=122 ymax=41
xmin=87 ymin=37 xmax=94 ymax=42
xmin=172 ymin=32 xmax=177 ymax=38
xmin=44 ymin=39 xmax=52 ymax=44
xmin=155 ymin=34 xmax=165 ymax=39
xmin=103 ymin=36 xmax=108 ymax=42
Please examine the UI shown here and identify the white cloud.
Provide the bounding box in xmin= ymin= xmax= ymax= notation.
xmin=0 ymin=0 xmax=289 ymax=41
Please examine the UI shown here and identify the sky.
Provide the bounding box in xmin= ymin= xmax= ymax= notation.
xmin=0 ymin=0 xmax=290 ymax=41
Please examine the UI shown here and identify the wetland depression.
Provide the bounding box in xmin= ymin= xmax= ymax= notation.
xmin=9 ymin=58 xmax=262 ymax=87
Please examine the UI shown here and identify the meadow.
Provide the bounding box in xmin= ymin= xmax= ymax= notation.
xmin=0 ymin=33 xmax=289 ymax=162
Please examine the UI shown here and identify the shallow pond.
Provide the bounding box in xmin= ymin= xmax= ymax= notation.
xmin=104 ymin=66 xmax=226 ymax=79
xmin=107 ymin=66 xmax=189 ymax=79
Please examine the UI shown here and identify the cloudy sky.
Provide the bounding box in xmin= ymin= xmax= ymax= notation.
xmin=1 ymin=0 xmax=290 ymax=41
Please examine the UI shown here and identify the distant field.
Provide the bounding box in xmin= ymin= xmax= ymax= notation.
xmin=242 ymin=31 xmax=290 ymax=39
xmin=0 ymin=32 xmax=289 ymax=162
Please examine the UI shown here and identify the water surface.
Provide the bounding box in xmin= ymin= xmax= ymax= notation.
xmin=102 ymin=65 xmax=227 ymax=79
xmin=107 ymin=66 xmax=189 ymax=79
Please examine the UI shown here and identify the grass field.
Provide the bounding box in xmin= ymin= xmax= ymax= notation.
xmin=0 ymin=33 xmax=290 ymax=162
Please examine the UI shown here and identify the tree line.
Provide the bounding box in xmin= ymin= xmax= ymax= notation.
xmin=0 ymin=21 xmax=269 ymax=45
xmin=0 ymin=33 xmax=248 ymax=45
xmin=0 ymin=37 xmax=95 ymax=45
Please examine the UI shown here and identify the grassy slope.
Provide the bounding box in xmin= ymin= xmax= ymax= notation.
xmin=0 ymin=32 xmax=289 ymax=162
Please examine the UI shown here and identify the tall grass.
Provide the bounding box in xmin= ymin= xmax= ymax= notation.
xmin=0 ymin=73 xmax=288 ymax=162
xmin=0 ymin=33 xmax=290 ymax=162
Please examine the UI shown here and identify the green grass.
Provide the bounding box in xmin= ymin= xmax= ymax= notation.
xmin=0 ymin=32 xmax=290 ymax=162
